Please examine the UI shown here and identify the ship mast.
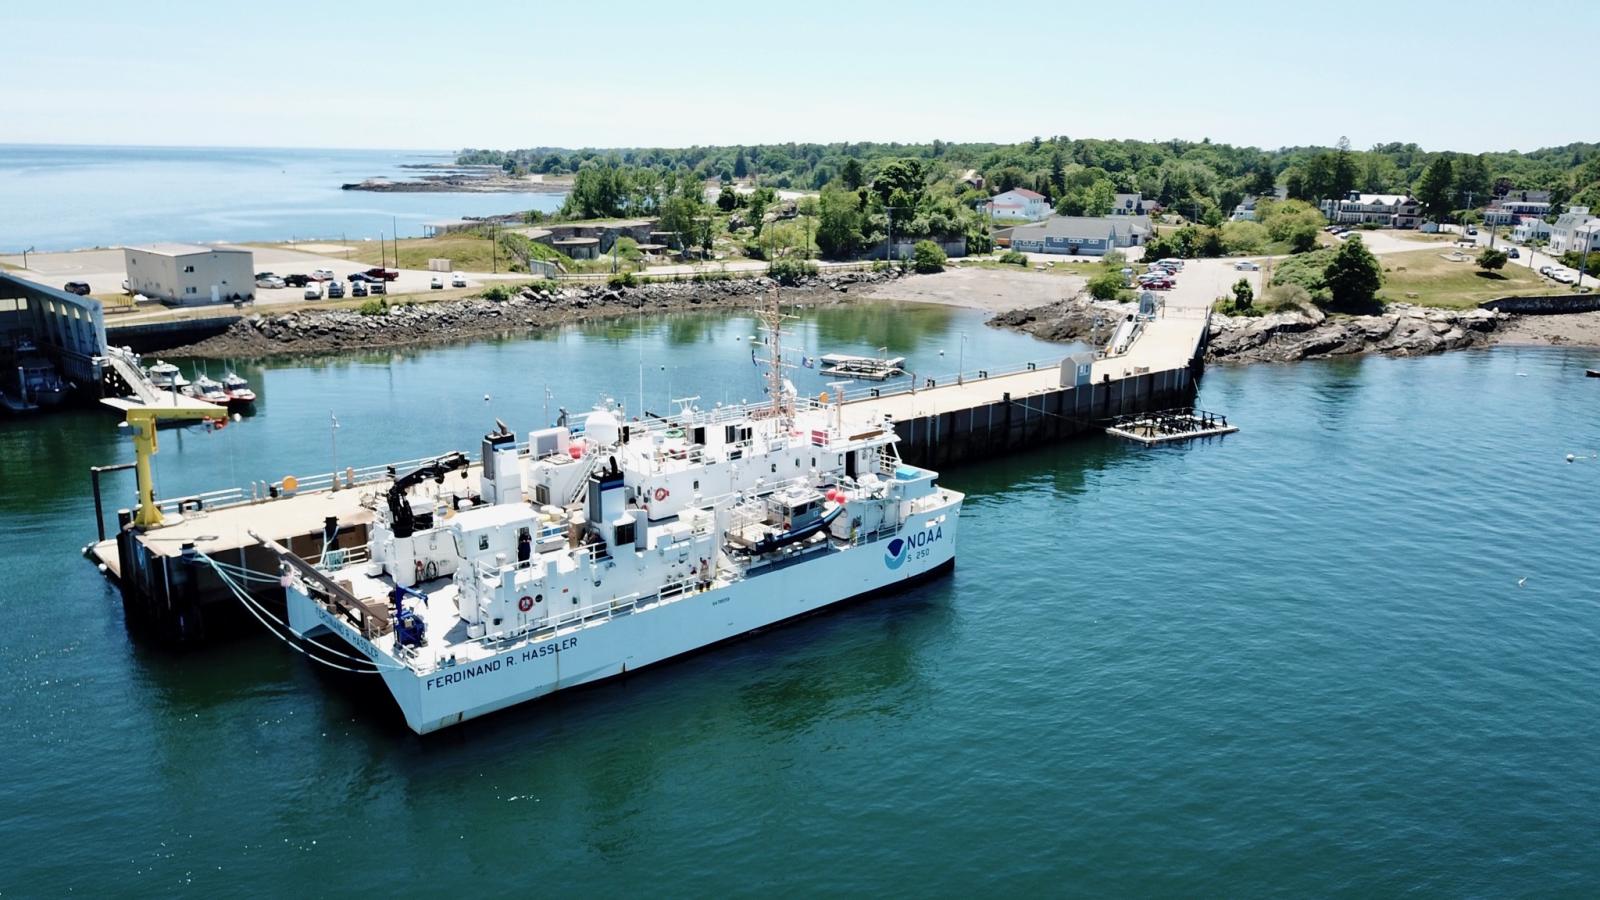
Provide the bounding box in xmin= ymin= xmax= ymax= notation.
xmin=755 ymin=286 xmax=797 ymax=426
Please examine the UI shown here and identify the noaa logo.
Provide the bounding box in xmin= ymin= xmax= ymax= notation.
xmin=883 ymin=538 xmax=907 ymax=569
xmin=883 ymin=526 xmax=941 ymax=569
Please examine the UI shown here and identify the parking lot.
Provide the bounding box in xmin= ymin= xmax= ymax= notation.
xmin=0 ymin=243 xmax=508 ymax=311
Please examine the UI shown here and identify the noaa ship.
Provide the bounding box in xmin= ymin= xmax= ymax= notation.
xmin=269 ymin=305 xmax=961 ymax=734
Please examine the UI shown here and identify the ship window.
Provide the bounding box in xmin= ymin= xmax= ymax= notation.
xmin=535 ymin=594 xmax=543 ymax=603
xmin=693 ymin=480 xmax=699 ymax=490
xmin=478 ymin=535 xmax=489 ymax=551
xmin=770 ymin=463 xmax=777 ymax=473
xmin=615 ymin=521 xmax=635 ymax=546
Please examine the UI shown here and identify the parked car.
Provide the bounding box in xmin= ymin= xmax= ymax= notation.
xmin=450 ymin=272 xmax=467 ymax=288
xmin=283 ymin=273 xmax=311 ymax=287
xmin=62 ymin=281 xmax=91 ymax=295
xmin=348 ymin=272 xmax=375 ymax=282
xmin=303 ymin=287 xmax=321 ymax=300
xmin=364 ymin=267 xmax=400 ymax=282
xmin=254 ymin=271 xmax=276 ymax=281
xmin=1552 ymin=271 xmax=1575 ymax=284
xmin=1157 ymin=258 xmax=1185 ymax=270
xmin=255 ymin=276 xmax=286 ymax=289
xmin=1234 ymin=260 xmax=1260 ymax=271
xmin=1466 ymin=226 xmax=1479 ymax=236
xmin=1539 ymin=265 xmax=1554 ymax=276
xmin=326 ymin=281 xmax=345 ymax=298
xmin=1144 ymin=278 xmax=1174 ymax=290
xmin=430 ymin=276 xmax=443 ymax=290
xmin=311 ymin=269 xmax=336 ymax=281
xmin=1507 ymin=248 xmax=1520 ymax=259
xmin=351 ymin=282 xmax=368 ymax=297
xmin=369 ymin=281 xmax=387 ymax=295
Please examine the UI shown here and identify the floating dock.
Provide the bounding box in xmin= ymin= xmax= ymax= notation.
xmin=1105 ymin=408 xmax=1238 ymax=445
xmin=85 ymin=302 xmax=1216 ymax=643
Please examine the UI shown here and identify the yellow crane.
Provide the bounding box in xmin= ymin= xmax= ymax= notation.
xmin=102 ymin=396 xmax=228 ymax=528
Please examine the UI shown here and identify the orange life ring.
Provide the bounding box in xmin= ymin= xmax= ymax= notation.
xmin=518 ymin=595 xmax=535 ymax=612
xmin=654 ymin=487 xmax=669 ymax=502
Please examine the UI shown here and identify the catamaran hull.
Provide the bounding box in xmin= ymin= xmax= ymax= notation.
xmin=289 ymin=502 xmax=959 ymax=734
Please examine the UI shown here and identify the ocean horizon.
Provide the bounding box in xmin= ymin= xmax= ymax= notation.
xmin=0 ymin=144 xmax=564 ymax=252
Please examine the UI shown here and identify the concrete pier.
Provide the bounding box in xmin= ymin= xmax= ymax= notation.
xmin=86 ymin=299 xmax=1212 ymax=642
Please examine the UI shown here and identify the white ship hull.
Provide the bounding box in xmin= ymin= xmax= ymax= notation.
xmin=289 ymin=498 xmax=959 ymax=734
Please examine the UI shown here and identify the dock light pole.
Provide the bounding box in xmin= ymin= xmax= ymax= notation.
xmin=330 ymin=412 xmax=340 ymax=490
xmin=22 ymin=246 xmax=33 ymax=269
xmin=957 ymin=332 xmax=967 ymax=385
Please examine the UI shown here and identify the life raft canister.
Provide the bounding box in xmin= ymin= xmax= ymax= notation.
xmin=518 ymin=595 xmax=535 ymax=612
xmin=654 ymin=487 xmax=669 ymax=502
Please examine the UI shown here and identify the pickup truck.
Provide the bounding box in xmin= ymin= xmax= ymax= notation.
xmin=364 ymin=267 xmax=400 ymax=282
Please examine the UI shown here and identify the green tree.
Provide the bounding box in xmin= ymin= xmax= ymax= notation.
xmin=841 ymin=158 xmax=864 ymax=190
xmin=1476 ymin=247 xmax=1508 ymax=271
xmin=1415 ymin=156 xmax=1456 ymax=220
xmin=911 ymin=240 xmax=946 ymax=273
xmin=716 ymin=185 xmax=738 ymax=212
xmin=733 ymin=149 xmax=748 ymax=179
xmin=1331 ymin=136 xmax=1358 ymax=198
xmin=1083 ymin=180 xmax=1116 ymax=216
xmin=816 ymin=184 xmax=866 ymax=259
xmin=1257 ymin=199 xmax=1324 ymax=253
xmin=1322 ymin=235 xmax=1383 ymax=310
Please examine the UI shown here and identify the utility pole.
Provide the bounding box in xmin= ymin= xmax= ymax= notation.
xmin=1578 ymin=228 xmax=1592 ymax=290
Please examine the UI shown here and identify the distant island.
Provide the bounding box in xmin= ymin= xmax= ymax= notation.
xmin=343 ymin=165 xmax=571 ymax=193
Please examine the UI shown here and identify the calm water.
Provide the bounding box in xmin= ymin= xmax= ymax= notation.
xmin=0 ymin=145 xmax=565 ymax=251
xmin=2 ymin=304 xmax=1598 ymax=896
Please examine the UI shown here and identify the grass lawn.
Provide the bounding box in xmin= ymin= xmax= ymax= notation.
xmin=1379 ymin=248 xmax=1554 ymax=309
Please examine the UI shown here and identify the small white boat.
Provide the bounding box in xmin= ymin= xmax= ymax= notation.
xmin=221 ymin=372 xmax=257 ymax=404
xmin=186 ymin=374 xmax=230 ymax=405
xmin=146 ymin=361 xmax=189 ymax=391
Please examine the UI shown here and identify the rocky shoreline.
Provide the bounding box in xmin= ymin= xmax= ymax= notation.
xmin=989 ymin=298 xmax=1516 ymax=363
xmin=168 ymin=270 xmax=905 ymax=359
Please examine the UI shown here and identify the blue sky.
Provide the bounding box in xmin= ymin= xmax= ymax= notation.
xmin=4 ymin=0 xmax=1592 ymax=153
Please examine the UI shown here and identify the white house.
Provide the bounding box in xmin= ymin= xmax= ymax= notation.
xmin=1512 ymin=218 xmax=1552 ymax=243
xmin=1547 ymin=207 xmax=1600 ymax=254
xmin=982 ymin=188 xmax=1051 ymax=221
xmin=123 ymin=243 xmax=255 ymax=306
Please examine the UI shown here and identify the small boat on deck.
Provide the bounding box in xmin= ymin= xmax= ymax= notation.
xmin=0 ymin=339 xmax=69 ymax=413
xmin=818 ymin=353 xmax=906 ymax=381
xmin=146 ymin=361 xmax=189 ymax=392
xmin=221 ymin=372 xmax=257 ymax=404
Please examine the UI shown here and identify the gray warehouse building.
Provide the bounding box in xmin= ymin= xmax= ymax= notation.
xmin=124 ymin=243 xmax=255 ymax=305
xmin=1006 ymin=215 xmax=1152 ymax=256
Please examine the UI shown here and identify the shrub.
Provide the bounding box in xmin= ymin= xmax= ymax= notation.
xmin=911 ymin=240 xmax=947 ymax=273
xmin=1477 ymin=248 xmax=1508 ymax=272
xmin=1270 ymin=247 xmax=1335 ymax=301
xmin=871 ymin=260 xmax=894 ymax=273
xmin=1231 ymin=277 xmax=1254 ymax=311
xmin=1263 ymin=283 xmax=1312 ymax=312
xmin=480 ymin=284 xmax=515 ymax=302
xmin=998 ymin=250 xmax=1029 ymax=266
xmin=768 ymin=258 xmax=819 ymax=285
xmin=606 ymin=272 xmax=638 ymax=288
xmin=357 ymin=298 xmax=388 ymax=316
xmin=1221 ymin=220 xmax=1269 ymax=254
xmin=1087 ymin=269 xmax=1125 ymax=301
